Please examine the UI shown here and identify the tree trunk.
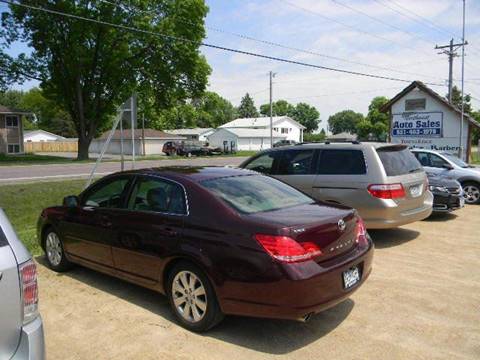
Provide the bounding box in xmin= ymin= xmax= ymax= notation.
xmin=77 ymin=136 xmax=91 ymax=160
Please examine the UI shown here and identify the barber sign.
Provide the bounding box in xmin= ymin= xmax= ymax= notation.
xmin=391 ymin=112 xmax=443 ymax=138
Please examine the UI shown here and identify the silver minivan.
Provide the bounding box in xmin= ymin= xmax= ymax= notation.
xmin=240 ymin=142 xmax=433 ymax=229
xmin=0 ymin=209 xmax=45 ymax=360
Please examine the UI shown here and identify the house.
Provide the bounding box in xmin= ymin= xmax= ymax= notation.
xmin=0 ymin=105 xmax=29 ymax=154
xmin=382 ymin=81 xmax=480 ymax=160
xmin=89 ymin=129 xmax=185 ymax=155
xmin=207 ymin=128 xmax=287 ymax=152
xmin=24 ymin=129 xmax=67 ymax=142
xmin=219 ymin=116 xmax=305 ymax=145
xmin=165 ymin=128 xmax=214 ymax=142
xmin=327 ymin=132 xmax=358 ymax=142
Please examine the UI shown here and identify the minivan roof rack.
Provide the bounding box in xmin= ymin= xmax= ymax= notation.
xmin=295 ymin=140 xmax=361 ymax=145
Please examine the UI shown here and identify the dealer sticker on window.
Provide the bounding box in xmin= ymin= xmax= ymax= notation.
xmin=343 ymin=267 xmax=360 ymax=289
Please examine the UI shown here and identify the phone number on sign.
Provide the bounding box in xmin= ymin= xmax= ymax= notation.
xmin=392 ymin=128 xmax=441 ymax=136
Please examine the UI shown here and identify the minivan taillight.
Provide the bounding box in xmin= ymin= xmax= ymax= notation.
xmin=368 ymin=183 xmax=405 ymax=199
xmin=255 ymin=234 xmax=322 ymax=263
xmin=355 ymin=217 xmax=369 ymax=247
xmin=19 ymin=259 xmax=39 ymax=324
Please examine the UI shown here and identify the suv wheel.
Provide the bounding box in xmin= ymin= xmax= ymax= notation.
xmin=167 ymin=262 xmax=224 ymax=332
xmin=463 ymin=182 xmax=480 ymax=204
xmin=44 ymin=229 xmax=72 ymax=272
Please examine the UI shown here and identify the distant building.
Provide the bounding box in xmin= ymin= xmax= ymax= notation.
xmin=207 ymin=116 xmax=305 ymax=151
xmin=24 ymin=129 xmax=67 ymax=142
xmin=326 ymin=132 xmax=358 ymax=142
xmin=207 ymin=128 xmax=286 ymax=152
xmin=89 ymin=129 xmax=185 ymax=155
xmin=165 ymin=128 xmax=214 ymax=142
xmin=382 ymin=81 xmax=480 ymax=160
xmin=0 ymin=105 xmax=29 ymax=155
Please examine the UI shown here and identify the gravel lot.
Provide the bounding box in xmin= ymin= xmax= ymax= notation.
xmin=37 ymin=205 xmax=480 ymax=360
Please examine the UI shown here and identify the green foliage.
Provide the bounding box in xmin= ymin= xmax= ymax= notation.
xmin=356 ymin=120 xmax=373 ymax=140
xmin=366 ymin=96 xmax=389 ymax=126
xmin=194 ymin=92 xmax=237 ymax=128
xmin=328 ymin=110 xmax=364 ymax=134
xmin=0 ymin=89 xmax=24 ymax=109
xmin=2 ymin=0 xmax=211 ymax=159
xmin=289 ymin=102 xmax=320 ymax=133
xmin=450 ymin=86 xmax=472 ymax=114
xmin=303 ymin=130 xmax=326 ymax=142
xmin=237 ymin=93 xmax=259 ymax=118
xmin=260 ymin=100 xmax=294 ymax=116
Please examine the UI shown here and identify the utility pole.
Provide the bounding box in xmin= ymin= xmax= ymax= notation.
xmin=269 ymin=71 xmax=276 ymax=148
xmin=435 ymin=38 xmax=467 ymax=104
xmin=142 ymin=113 xmax=146 ymax=156
xmin=459 ymin=0 xmax=466 ymax=160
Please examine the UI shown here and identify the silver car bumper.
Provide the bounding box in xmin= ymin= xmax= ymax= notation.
xmin=11 ymin=316 xmax=45 ymax=360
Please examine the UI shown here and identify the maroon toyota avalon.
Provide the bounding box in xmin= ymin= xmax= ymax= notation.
xmin=37 ymin=167 xmax=374 ymax=331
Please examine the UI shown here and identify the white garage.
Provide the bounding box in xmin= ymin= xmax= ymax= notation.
xmin=207 ymin=128 xmax=286 ymax=151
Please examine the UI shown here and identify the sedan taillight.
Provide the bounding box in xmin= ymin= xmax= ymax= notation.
xmin=355 ymin=217 xmax=369 ymax=247
xmin=368 ymin=183 xmax=405 ymax=199
xmin=19 ymin=259 xmax=39 ymax=324
xmin=254 ymin=234 xmax=322 ymax=263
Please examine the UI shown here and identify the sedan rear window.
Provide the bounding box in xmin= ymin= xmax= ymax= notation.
xmin=377 ymin=146 xmax=422 ymax=176
xmin=201 ymin=175 xmax=313 ymax=214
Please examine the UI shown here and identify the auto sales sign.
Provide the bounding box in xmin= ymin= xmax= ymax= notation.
xmin=391 ymin=112 xmax=443 ymax=138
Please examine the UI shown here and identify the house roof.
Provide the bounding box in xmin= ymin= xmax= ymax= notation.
xmin=381 ymin=81 xmax=480 ymax=129
xmin=214 ymin=128 xmax=287 ymax=138
xmin=165 ymin=128 xmax=213 ymax=136
xmin=98 ymin=129 xmax=186 ymax=140
xmin=219 ymin=116 xmax=306 ymax=130
xmin=0 ymin=105 xmax=31 ymax=114
xmin=327 ymin=132 xmax=358 ymax=140
xmin=24 ymin=129 xmax=66 ymax=140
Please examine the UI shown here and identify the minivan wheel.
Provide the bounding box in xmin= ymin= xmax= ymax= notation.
xmin=463 ymin=182 xmax=480 ymax=204
xmin=44 ymin=229 xmax=72 ymax=272
xmin=167 ymin=262 xmax=224 ymax=332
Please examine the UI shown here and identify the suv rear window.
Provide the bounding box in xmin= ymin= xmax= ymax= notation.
xmin=317 ymin=149 xmax=366 ymax=175
xmin=377 ymin=146 xmax=422 ymax=176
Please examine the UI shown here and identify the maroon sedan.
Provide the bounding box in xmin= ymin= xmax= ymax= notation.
xmin=37 ymin=167 xmax=374 ymax=331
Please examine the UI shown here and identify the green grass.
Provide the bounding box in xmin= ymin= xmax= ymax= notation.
xmin=0 ymin=154 xmax=90 ymax=166
xmin=471 ymin=147 xmax=479 ymax=164
xmin=0 ymin=180 xmax=85 ymax=255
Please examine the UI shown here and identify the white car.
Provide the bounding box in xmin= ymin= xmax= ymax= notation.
xmin=412 ymin=149 xmax=480 ymax=204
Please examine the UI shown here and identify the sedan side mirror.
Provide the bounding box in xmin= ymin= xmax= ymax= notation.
xmin=63 ymin=195 xmax=79 ymax=208
xmin=442 ymin=164 xmax=454 ymax=170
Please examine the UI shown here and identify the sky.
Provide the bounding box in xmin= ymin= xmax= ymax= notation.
xmin=3 ymin=0 xmax=480 ymax=132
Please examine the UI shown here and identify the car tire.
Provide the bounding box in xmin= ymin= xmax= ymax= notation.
xmin=167 ymin=262 xmax=224 ymax=332
xmin=462 ymin=182 xmax=480 ymax=204
xmin=43 ymin=229 xmax=72 ymax=272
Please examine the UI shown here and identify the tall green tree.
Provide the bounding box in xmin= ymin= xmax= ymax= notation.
xmin=259 ymin=100 xmax=294 ymax=117
xmin=237 ymin=93 xmax=259 ymax=118
xmin=328 ymin=110 xmax=364 ymax=134
xmin=289 ymin=102 xmax=320 ymax=133
xmin=194 ymin=92 xmax=236 ymax=128
xmin=1 ymin=0 xmax=211 ymax=159
xmin=366 ymin=96 xmax=390 ymax=126
xmin=0 ymin=89 xmax=24 ymax=109
xmin=450 ymin=86 xmax=472 ymax=114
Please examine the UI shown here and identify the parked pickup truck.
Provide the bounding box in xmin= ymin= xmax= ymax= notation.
xmin=0 ymin=209 xmax=45 ymax=360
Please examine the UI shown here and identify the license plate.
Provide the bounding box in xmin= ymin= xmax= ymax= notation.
xmin=409 ymin=184 xmax=422 ymax=197
xmin=343 ymin=267 xmax=360 ymax=289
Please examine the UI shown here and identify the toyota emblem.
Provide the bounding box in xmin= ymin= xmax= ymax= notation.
xmin=337 ymin=219 xmax=346 ymax=231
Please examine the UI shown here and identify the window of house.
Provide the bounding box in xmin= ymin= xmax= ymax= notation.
xmin=6 ymin=115 xmax=19 ymax=127
xmin=7 ymin=144 xmax=20 ymax=154
xmin=281 ymin=128 xmax=289 ymax=134
xmin=405 ymin=98 xmax=426 ymax=111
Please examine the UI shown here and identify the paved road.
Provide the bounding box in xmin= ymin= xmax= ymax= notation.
xmin=0 ymin=157 xmax=248 ymax=184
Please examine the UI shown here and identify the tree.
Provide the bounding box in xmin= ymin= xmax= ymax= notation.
xmin=289 ymin=102 xmax=320 ymax=133
xmin=194 ymin=92 xmax=236 ymax=128
xmin=450 ymin=86 xmax=472 ymax=114
xmin=356 ymin=120 xmax=373 ymax=140
xmin=328 ymin=110 xmax=364 ymax=134
xmin=1 ymin=0 xmax=210 ymax=159
xmin=259 ymin=100 xmax=294 ymax=117
xmin=0 ymin=89 xmax=24 ymax=109
xmin=366 ymin=96 xmax=389 ymax=126
xmin=237 ymin=93 xmax=259 ymax=118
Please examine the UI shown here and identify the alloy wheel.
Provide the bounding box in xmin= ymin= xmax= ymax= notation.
xmin=172 ymin=271 xmax=208 ymax=323
xmin=464 ymin=184 xmax=480 ymax=204
xmin=46 ymin=232 xmax=63 ymax=266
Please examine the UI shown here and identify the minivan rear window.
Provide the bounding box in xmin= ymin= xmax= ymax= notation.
xmin=317 ymin=149 xmax=366 ymax=175
xmin=377 ymin=146 xmax=422 ymax=176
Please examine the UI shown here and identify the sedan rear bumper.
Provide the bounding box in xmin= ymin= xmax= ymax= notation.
xmin=218 ymin=243 xmax=374 ymax=321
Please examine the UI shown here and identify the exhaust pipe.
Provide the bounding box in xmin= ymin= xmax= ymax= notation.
xmin=298 ymin=313 xmax=314 ymax=322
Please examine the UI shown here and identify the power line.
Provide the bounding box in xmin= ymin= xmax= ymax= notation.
xmin=279 ymin=0 xmax=437 ymax=58
xmin=97 ymin=0 xmax=445 ymax=81
xmin=0 ymin=0 xmax=445 ymax=87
